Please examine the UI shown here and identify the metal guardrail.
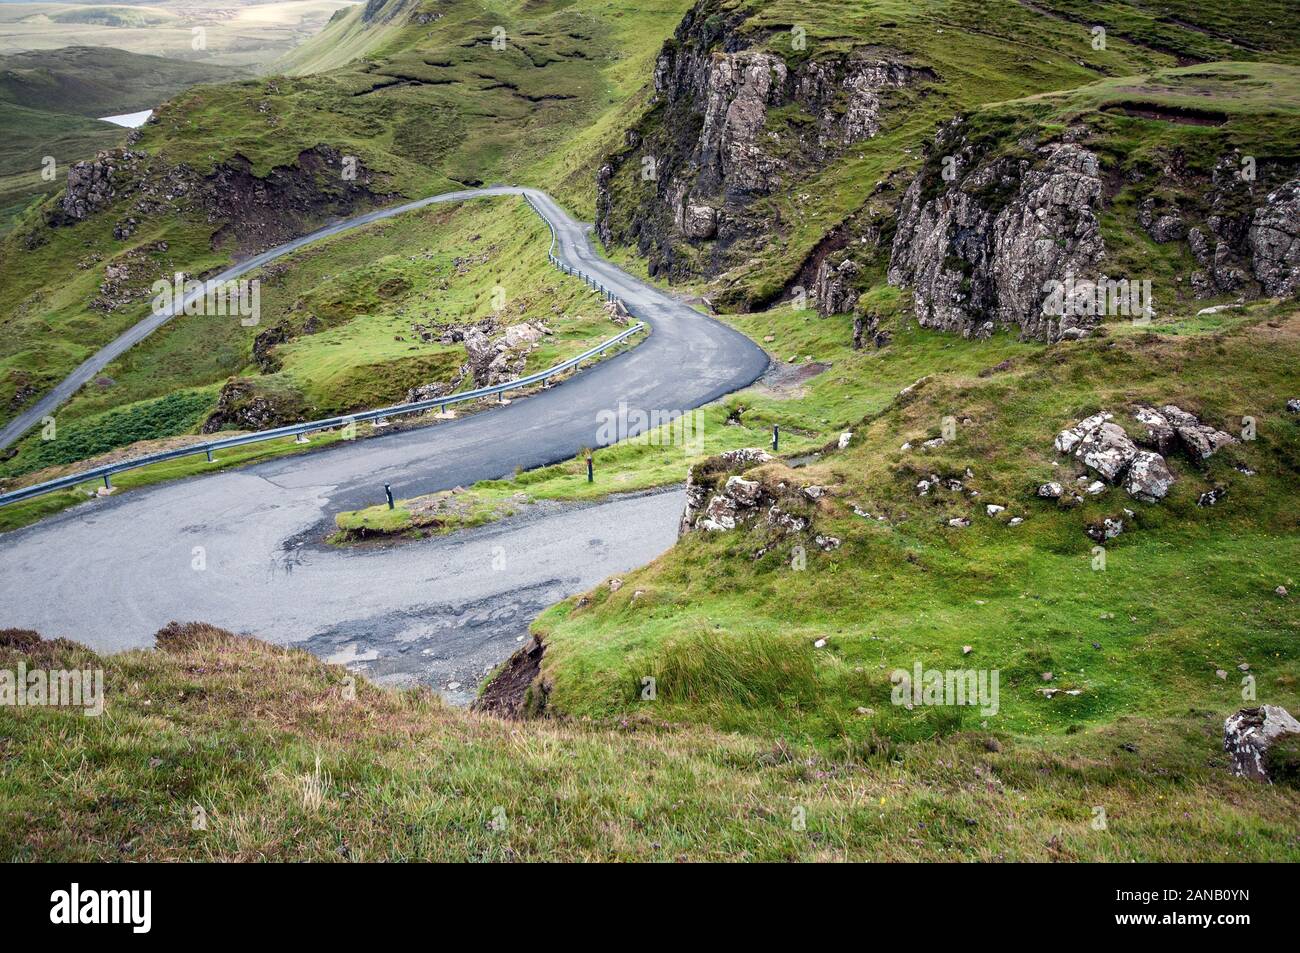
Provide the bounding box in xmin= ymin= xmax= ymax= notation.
xmin=523 ymin=192 xmax=620 ymax=302
xmin=0 ymin=194 xmax=646 ymax=508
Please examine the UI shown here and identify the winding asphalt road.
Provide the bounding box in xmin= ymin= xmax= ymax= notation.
xmin=0 ymin=188 xmax=768 ymax=695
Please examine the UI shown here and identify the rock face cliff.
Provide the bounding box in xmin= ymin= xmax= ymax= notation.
xmin=595 ymin=0 xmax=933 ymax=298
xmin=888 ymin=119 xmax=1300 ymax=341
xmin=46 ymin=145 xmax=389 ymax=258
xmin=887 ymin=119 xmax=1108 ymax=342
xmin=1246 ymin=179 xmax=1300 ymax=297
xmin=1155 ymin=152 xmax=1300 ymax=299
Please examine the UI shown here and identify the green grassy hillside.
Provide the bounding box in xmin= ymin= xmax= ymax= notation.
xmin=2 ymin=622 xmax=1296 ymax=861
xmin=0 ymin=0 xmax=1298 ymax=861
xmin=0 ymin=195 xmax=624 ymax=485
xmin=11 ymin=0 xmax=1294 ymax=460
xmin=0 ymin=0 xmax=695 ymax=460
xmin=535 ymin=303 xmax=1300 ymax=741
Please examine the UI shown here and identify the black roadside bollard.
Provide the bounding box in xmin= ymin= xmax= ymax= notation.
xmin=385 ymin=483 xmax=394 ymax=510
xmin=586 ymin=453 xmax=594 ymax=483
xmin=773 ymin=424 xmax=780 ymax=452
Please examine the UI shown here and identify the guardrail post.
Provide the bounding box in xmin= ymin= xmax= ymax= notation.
xmin=103 ymin=475 xmax=112 ymax=490
xmin=205 ymin=449 xmax=214 ymax=463
xmin=385 ymin=484 xmax=394 ymax=510
xmin=586 ymin=452 xmax=594 ymax=483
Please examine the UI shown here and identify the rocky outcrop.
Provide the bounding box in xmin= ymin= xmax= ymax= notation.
xmin=202 ymin=379 xmax=310 ymax=433
xmin=1182 ymin=154 xmax=1259 ymax=297
xmin=410 ymin=317 xmax=496 ymax=346
xmin=405 ymin=380 xmax=454 ymax=404
xmin=852 ymin=313 xmax=890 ymax=349
xmin=92 ymin=241 xmax=175 ymax=313
xmin=1154 ymin=404 xmax=1238 ymax=460
xmin=814 ymin=258 xmax=861 ymax=317
xmin=679 ymin=447 xmax=804 ymax=536
xmin=596 ymin=0 xmax=933 ymax=289
xmin=604 ymin=298 xmax=632 ymax=325
xmin=461 ymin=321 xmax=547 ymax=387
xmin=1123 ymin=451 xmax=1176 ymax=504
xmin=1074 ymin=421 xmax=1139 ymax=482
xmin=53 ymin=150 xmax=147 ymax=224
xmin=1248 ymin=178 xmax=1300 ymax=297
xmin=680 ymin=447 xmax=773 ymax=533
xmin=401 ymin=320 xmax=550 ymax=401
xmin=888 ymin=119 xmax=1106 ymax=342
xmin=1049 ymin=404 xmax=1236 ymax=507
xmin=1139 ymin=152 xmax=1299 ymax=301
xmin=49 ymin=143 xmax=391 ymax=262
xmin=1224 ymin=705 xmax=1300 ymax=783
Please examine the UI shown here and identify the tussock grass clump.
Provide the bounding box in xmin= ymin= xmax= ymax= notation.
xmin=646 ymin=627 xmax=821 ymax=709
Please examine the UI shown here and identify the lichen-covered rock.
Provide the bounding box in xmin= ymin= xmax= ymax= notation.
xmin=1124 ymin=451 xmax=1176 ymax=503
xmin=502 ymin=322 xmax=544 ymax=348
xmin=1054 ymin=412 xmax=1112 ymax=455
xmin=1047 ymin=402 xmax=1241 ymax=510
xmin=1076 ymin=422 xmax=1140 ymax=482
xmin=1132 ymin=405 xmax=1178 ymax=454
xmin=765 ymin=505 xmax=807 ymax=534
xmin=679 ymin=447 xmax=773 ymax=534
xmin=406 ymin=381 xmax=453 ymax=404
xmin=723 ymin=475 xmax=762 ymax=506
xmin=1160 ymin=405 xmax=1237 ymax=460
xmin=888 ymin=119 xmax=1106 ymax=342
xmin=813 ymin=257 xmax=861 ymax=316
xmin=462 ymin=328 xmax=497 ymax=385
xmin=718 ymin=447 xmax=774 ymax=467
xmin=698 ymin=51 xmax=788 ymax=195
xmin=604 ymin=299 xmax=632 ymax=325
xmin=682 ymin=204 xmax=718 ymax=240
xmin=677 ymin=447 xmax=823 ymax=543
xmin=1085 ymin=516 xmax=1125 ymax=542
xmin=1248 ymin=178 xmax=1300 ymax=297
xmin=461 ymin=323 xmax=544 ymax=387
xmin=1224 ymin=705 xmax=1300 ymax=782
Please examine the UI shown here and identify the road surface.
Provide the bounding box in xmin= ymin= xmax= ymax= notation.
xmin=0 ymin=188 xmax=768 ymax=694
